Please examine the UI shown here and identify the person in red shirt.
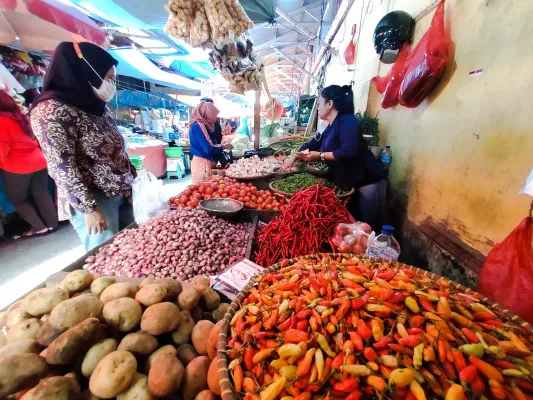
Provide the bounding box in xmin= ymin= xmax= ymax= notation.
xmin=0 ymin=91 xmax=58 ymax=237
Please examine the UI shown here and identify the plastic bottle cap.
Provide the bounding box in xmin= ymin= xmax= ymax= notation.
xmin=382 ymin=225 xmax=395 ymax=235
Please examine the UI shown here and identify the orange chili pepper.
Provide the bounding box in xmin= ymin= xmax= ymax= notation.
xmin=349 ymin=331 xmax=364 ymax=351
xmin=452 ymin=350 xmax=466 ymax=373
xmin=285 ymin=329 xmax=309 ymax=343
xmin=469 ymin=355 xmax=504 ymax=383
xmin=244 ymin=347 xmax=256 ymax=370
xmin=363 ymin=347 xmax=378 ymax=361
xmin=233 ymin=364 xmax=243 ymax=392
xmin=242 ymin=377 xmax=256 ymax=393
xmin=297 ymin=348 xmax=317 ymax=377
xmin=437 ymin=339 xmax=447 ymax=363
xmin=367 ymin=376 xmax=386 ymax=392
xmin=488 ymin=379 xmax=506 ymax=399
xmin=458 ymin=365 xmax=477 ymax=383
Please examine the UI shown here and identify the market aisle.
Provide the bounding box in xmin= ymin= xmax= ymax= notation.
xmin=0 ymin=175 xmax=190 ymax=309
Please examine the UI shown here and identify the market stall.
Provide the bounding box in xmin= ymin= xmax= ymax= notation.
xmin=126 ymin=142 xmax=169 ymax=178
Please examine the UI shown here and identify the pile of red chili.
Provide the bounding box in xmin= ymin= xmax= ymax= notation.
xmin=254 ymin=185 xmax=351 ymax=266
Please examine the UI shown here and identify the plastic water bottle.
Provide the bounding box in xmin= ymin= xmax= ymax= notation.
xmin=379 ymin=146 xmax=392 ymax=169
xmin=367 ymin=225 xmax=401 ymax=261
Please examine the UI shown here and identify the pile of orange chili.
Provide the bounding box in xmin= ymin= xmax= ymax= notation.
xmin=226 ymin=254 xmax=533 ymax=400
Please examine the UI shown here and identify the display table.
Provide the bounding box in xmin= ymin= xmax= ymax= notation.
xmin=127 ymin=143 xmax=169 ymax=178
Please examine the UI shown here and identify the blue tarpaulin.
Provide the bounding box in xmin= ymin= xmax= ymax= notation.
xmin=112 ymin=90 xmax=189 ymax=110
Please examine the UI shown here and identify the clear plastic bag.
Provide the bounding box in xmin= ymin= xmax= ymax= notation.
xmin=132 ymin=170 xmax=169 ymax=224
xmin=331 ymin=222 xmax=374 ymax=254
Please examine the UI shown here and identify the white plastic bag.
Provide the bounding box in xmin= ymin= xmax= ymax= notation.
xmin=521 ymin=167 xmax=533 ymax=197
xmin=132 ymin=170 xmax=169 ymax=224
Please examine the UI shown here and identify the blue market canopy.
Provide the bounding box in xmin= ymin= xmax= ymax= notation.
xmin=144 ymin=54 xmax=215 ymax=80
xmin=112 ymin=90 xmax=190 ymax=110
xmin=108 ymin=48 xmax=205 ymax=93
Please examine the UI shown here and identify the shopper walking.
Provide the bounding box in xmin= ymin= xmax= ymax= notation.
xmin=281 ymin=84 xmax=387 ymax=228
xmin=189 ymin=100 xmax=232 ymax=184
xmin=0 ymin=91 xmax=58 ymax=238
xmin=30 ymin=42 xmax=135 ymax=252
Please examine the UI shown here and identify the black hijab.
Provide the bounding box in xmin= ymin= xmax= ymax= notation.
xmin=33 ymin=42 xmax=118 ymax=116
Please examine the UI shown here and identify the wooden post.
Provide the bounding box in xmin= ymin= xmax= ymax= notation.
xmin=254 ymin=89 xmax=261 ymax=149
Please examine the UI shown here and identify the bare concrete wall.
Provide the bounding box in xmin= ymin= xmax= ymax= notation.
xmin=324 ymin=0 xmax=533 ymax=258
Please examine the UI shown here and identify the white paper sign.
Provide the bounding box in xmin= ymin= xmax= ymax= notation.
xmin=521 ymin=168 xmax=533 ymax=197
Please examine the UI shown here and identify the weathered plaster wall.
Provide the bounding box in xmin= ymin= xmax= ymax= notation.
xmin=324 ymin=0 xmax=533 ymax=260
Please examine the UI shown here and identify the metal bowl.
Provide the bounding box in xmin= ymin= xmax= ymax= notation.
xmin=199 ymin=198 xmax=243 ymax=217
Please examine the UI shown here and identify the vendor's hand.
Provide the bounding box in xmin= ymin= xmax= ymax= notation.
xmin=280 ymin=154 xmax=297 ymax=172
xmin=85 ymin=210 xmax=107 ymax=235
xmin=223 ymin=143 xmax=233 ymax=150
xmin=299 ymin=151 xmax=321 ymax=162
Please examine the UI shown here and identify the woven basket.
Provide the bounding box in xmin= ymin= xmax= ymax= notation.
xmin=217 ymin=253 xmax=533 ymax=400
xmin=269 ymin=180 xmax=355 ymax=199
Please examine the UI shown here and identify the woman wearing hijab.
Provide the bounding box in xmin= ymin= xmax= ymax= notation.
xmin=0 ymin=91 xmax=58 ymax=238
xmin=189 ymin=100 xmax=232 ymax=183
xmin=30 ymin=42 xmax=135 ymax=251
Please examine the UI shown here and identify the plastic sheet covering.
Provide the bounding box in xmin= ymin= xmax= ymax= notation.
xmin=477 ymin=217 xmax=533 ymax=324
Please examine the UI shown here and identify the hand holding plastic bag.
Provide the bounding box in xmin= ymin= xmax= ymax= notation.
xmin=132 ymin=170 xmax=169 ymax=224
xmin=477 ymin=216 xmax=533 ymax=324
xmin=332 ymin=222 xmax=375 ymax=254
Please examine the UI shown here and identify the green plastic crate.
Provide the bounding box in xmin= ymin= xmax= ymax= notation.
xmin=164 ymin=147 xmax=183 ymax=158
xmin=129 ymin=155 xmax=145 ymax=170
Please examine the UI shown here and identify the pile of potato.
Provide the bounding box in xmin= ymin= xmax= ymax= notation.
xmin=165 ymin=0 xmax=253 ymax=47
xmin=0 ymin=270 xmax=231 ymax=399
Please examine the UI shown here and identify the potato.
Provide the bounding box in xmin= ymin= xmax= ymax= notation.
xmin=40 ymin=314 xmax=49 ymax=322
xmin=135 ymin=284 xmax=167 ymax=307
xmin=212 ymin=303 xmax=230 ymax=322
xmin=207 ymin=356 xmax=221 ymax=395
xmin=90 ymin=277 xmax=116 ymax=297
xmin=20 ymin=375 xmax=81 ymax=400
xmin=0 ymin=339 xmax=40 ymax=358
xmin=82 ymin=388 xmax=102 ymax=400
xmin=142 ymin=278 xmax=182 ymax=298
xmin=141 ymin=302 xmax=181 ymax=335
xmin=193 ymin=277 xmax=210 ymax=294
xmin=100 ymin=282 xmax=138 ymax=303
xmin=46 ymin=317 xmax=105 ymax=365
xmin=0 ymin=353 xmax=48 ymax=397
xmin=82 ymin=338 xmax=118 ymax=377
xmin=190 ymin=307 xmax=204 ymax=322
xmin=191 ymin=320 xmax=214 ymax=356
xmin=6 ymin=318 xmax=41 ymax=343
xmin=103 ymin=298 xmax=142 ymax=332
xmin=177 ymin=344 xmax=199 ymax=366
xmin=171 ymin=310 xmax=195 ymax=345
xmin=117 ymin=373 xmax=154 ymax=400
xmin=202 ymin=288 xmax=221 ymax=311
xmin=118 ymin=333 xmax=158 ymax=356
xmin=207 ymin=320 xmax=223 ymax=360
xmin=21 ymin=288 xmax=68 ymax=317
xmin=148 ymin=353 xmax=184 ymax=397
xmin=49 ymin=294 xmax=103 ymax=330
xmin=59 ymin=270 xmax=93 ymax=293
xmin=144 ymin=345 xmax=176 ymax=374
xmin=36 ymin=321 xmax=65 ymax=346
xmin=89 ymin=351 xmax=137 ymax=399
xmin=195 ymin=389 xmax=216 ymax=400
xmin=182 ymin=356 xmax=210 ymax=400
xmin=178 ymin=288 xmax=201 ymax=311
xmin=6 ymin=308 xmax=32 ymax=327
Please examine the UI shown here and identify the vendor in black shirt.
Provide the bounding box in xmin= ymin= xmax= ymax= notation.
xmin=281 ymin=84 xmax=387 ymax=228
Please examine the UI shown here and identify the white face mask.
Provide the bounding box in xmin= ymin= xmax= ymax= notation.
xmin=91 ymin=79 xmax=116 ymax=102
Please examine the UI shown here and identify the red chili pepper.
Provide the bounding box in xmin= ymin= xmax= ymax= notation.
xmin=317 ymin=274 xmax=329 ymax=287
xmin=471 ymin=374 xmax=486 ymax=393
xmin=342 ymin=279 xmax=362 ymax=289
xmin=517 ymin=379 xmax=533 ymax=394
xmin=290 ymin=313 xmax=297 ymax=329
xmin=461 ymin=328 xmax=479 ymax=343
xmin=484 ymin=319 xmax=504 ymax=329
xmin=493 ymin=360 xmax=516 ymax=370
xmin=419 ymin=298 xmax=435 ymax=312
xmin=277 ymin=283 xmax=299 ymax=291
xmin=319 ymin=300 xmax=331 ymax=307
xmin=331 ymin=266 xmax=338 ymax=281
xmin=308 ymin=276 xmax=321 ymax=291
xmin=297 ymin=320 xmax=309 ymax=331
xmin=387 ymin=343 xmax=405 ymax=353
xmin=357 ymin=319 xmax=372 ymax=340
xmin=399 ymin=335 xmax=421 ymax=348
xmin=376 ymin=271 xmax=395 ymax=280
xmin=409 ymin=315 xmax=425 ymax=328
xmin=305 ymin=384 xmax=321 ymax=393
xmin=345 ymin=390 xmax=363 ymax=400
xmin=452 ymin=350 xmax=467 ymax=373
xmin=349 ymin=331 xmax=364 ymax=351
xmin=373 ymin=335 xmax=393 ymax=350
xmin=333 ymin=378 xmax=358 ymax=392
xmin=407 ymin=328 xmax=424 ymax=335
xmin=388 ymin=291 xmax=405 ymax=304
xmin=459 ymin=365 xmax=478 ymax=383
xmin=312 ymin=310 xmax=323 ymax=325
xmin=350 ymin=297 xmax=367 ymax=310
xmin=297 ymin=309 xmax=313 ymax=320
xmin=363 ymin=347 xmax=378 ymax=361
xmin=244 ymin=347 xmax=255 ymax=370
xmin=327 ymin=285 xmax=333 ymax=301
xmin=335 ymin=299 xmax=351 ymax=319
xmin=473 ymin=311 xmax=495 ymax=321
xmin=263 ymin=310 xmax=279 ymax=330
xmin=332 ymin=353 xmax=344 ymax=371
xmin=285 ymin=329 xmax=309 ymax=343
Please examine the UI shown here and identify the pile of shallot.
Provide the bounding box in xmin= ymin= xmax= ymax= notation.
xmin=83 ymin=209 xmax=250 ymax=280
xmin=225 ymin=155 xmax=282 ymax=178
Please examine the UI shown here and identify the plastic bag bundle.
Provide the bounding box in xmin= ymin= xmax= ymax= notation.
xmin=132 ymin=170 xmax=169 ymax=224
xmin=331 ymin=222 xmax=375 ymax=254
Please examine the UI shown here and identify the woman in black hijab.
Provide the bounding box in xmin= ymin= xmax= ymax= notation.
xmin=30 ymin=42 xmax=136 ymax=252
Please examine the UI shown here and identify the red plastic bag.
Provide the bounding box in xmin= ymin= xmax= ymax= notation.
xmin=344 ymin=27 xmax=357 ymax=65
xmin=477 ymin=217 xmax=533 ymax=324
xmin=399 ymin=0 xmax=449 ymax=107
xmin=371 ymin=43 xmax=410 ymax=109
